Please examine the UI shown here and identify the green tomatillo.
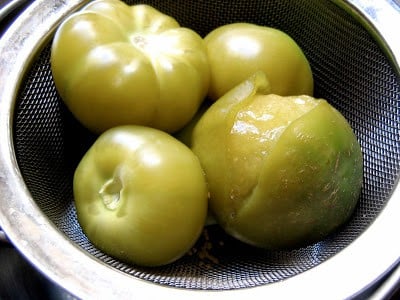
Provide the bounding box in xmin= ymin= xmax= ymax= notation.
xmin=204 ymin=23 xmax=313 ymax=100
xmin=192 ymin=72 xmax=363 ymax=249
xmin=73 ymin=125 xmax=208 ymax=267
xmin=51 ymin=0 xmax=210 ymax=134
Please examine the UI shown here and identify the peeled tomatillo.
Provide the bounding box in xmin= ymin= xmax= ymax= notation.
xmin=204 ymin=23 xmax=313 ymax=101
xmin=51 ymin=0 xmax=209 ymax=134
xmin=73 ymin=125 xmax=208 ymax=266
xmin=192 ymin=72 xmax=363 ymax=249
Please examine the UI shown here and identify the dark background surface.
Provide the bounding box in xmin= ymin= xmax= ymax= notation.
xmin=0 ymin=1 xmax=399 ymax=299
xmin=0 ymin=242 xmax=73 ymax=300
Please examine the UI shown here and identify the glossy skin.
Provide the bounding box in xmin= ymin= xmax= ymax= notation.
xmin=51 ymin=0 xmax=209 ymax=134
xmin=204 ymin=23 xmax=313 ymax=101
xmin=192 ymin=72 xmax=363 ymax=249
xmin=73 ymin=125 xmax=208 ymax=266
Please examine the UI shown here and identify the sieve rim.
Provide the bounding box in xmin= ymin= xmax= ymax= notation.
xmin=0 ymin=0 xmax=399 ymax=299
xmin=332 ymin=0 xmax=400 ymax=76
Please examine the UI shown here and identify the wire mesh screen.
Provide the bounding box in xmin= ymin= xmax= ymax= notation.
xmin=13 ymin=0 xmax=400 ymax=290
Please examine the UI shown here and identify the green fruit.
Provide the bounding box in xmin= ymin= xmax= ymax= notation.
xmin=74 ymin=125 xmax=208 ymax=266
xmin=204 ymin=23 xmax=314 ymax=101
xmin=192 ymin=72 xmax=363 ymax=249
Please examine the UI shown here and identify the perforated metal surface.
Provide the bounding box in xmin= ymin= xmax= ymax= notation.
xmin=12 ymin=0 xmax=400 ymax=290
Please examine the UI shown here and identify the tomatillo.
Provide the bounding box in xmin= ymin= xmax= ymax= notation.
xmin=51 ymin=0 xmax=209 ymax=134
xmin=192 ymin=72 xmax=363 ymax=249
xmin=73 ymin=125 xmax=208 ymax=266
xmin=204 ymin=23 xmax=313 ymax=100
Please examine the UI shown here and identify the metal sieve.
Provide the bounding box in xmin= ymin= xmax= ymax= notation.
xmin=0 ymin=0 xmax=399 ymax=299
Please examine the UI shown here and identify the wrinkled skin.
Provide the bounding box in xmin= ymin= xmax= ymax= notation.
xmin=51 ymin=0 xmax=209 ymax=134
xmin=204 ymin=23 xmax=313 ymax=100
xmin=192 ymin=72 xmax=363 ymax=249
xmin=73 ymin=125 xmax=208 ymax=266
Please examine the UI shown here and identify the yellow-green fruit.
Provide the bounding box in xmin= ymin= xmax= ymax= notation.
xmin=51 ymin=1 xmax=210 ymax=134
xmin=74 ymin=125 xmax=208 ymax=266
xmin=192 ymin=72 xmax=363 ymax=249
xmin=204 ymin=23 xmax=313 ymax=101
